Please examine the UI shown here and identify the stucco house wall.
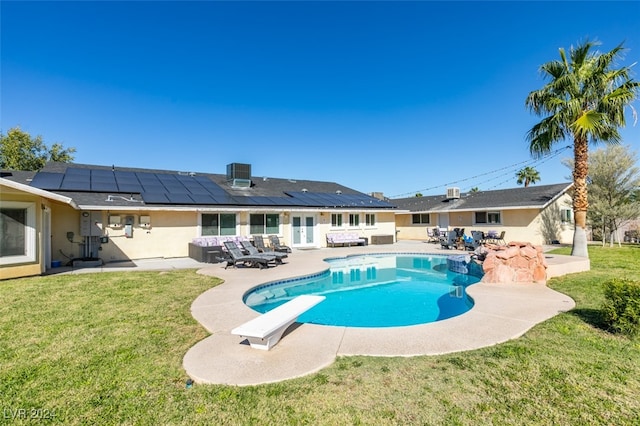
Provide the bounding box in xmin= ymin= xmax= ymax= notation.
xmin=1 ymin=179 xmax=76 ymax=279
xmin=44 ymin=207 xmax=398 ymax=266
xmin=394 ymin=189 xmax=575 ymax=246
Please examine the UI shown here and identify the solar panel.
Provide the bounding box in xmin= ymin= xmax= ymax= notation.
xmin=65 ymin=168 xmax=91 ymax=177
xmin=60 ymin=178 xmax=90 ymax=191
xmin=282 ymin=191 xmax=394 ymax=208
xmin=117 ymin=183 xmax=143 ymax=193
xmin=91 ymin=174 xmax=118 ymax=191
xmin=247 ymin=196 xmax=278 ymax=206
xmin=270 ymin=196 xmax=297 ymax=206
xmin=140 ymin=192 xmax=170 ymax=203
xmin=30 ymin=172 xmax=64 ymax=190
xmin=166 ymin=193 xmax=195 ymax=204
xmin=140 ymin=184 xmax=165 ymax=194
xmin=92 ymin=181 xmax=119 ymax=192
xmin=189 ymin=194 xmax=217 ymax=204
xmin=193 ymin=175 xmax=228 ymax=195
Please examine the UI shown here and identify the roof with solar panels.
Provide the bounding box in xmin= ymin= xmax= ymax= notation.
xmin=3 ymin=162 xmax=395 ymax=210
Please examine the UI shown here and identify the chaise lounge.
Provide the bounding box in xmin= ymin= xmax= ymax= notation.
xmin=240 ymin=241 xmax=285 ymax=265
xmin=269 ymin=235 xmax=292 ymax=253
xmin=223 ymin=242 xmax=271 ymax=269
xmin=252 ymin=236 xmax=289 ymax=260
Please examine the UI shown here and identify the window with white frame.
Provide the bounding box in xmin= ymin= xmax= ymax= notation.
xmin=0 ymin=202 xmax=36 ymax=265
xmin=365 ymin=213 xmax=376 ymax=226
xmin=201 ymin=213 xmax=236 ymax=236
xmin=331 ymin=213 xmax=343 ymax=227
xmin=560 ymin=208 xmax=573 ymax=224
xmin=475 ymin=211 xmax=501 ymax=224
xmin=249 ymin=213 xmax=279 ymax=234
xmin=349 ymin=213 xmax=360 ymax=227
xmin=412 ymin=213 xmax=430 ymax=224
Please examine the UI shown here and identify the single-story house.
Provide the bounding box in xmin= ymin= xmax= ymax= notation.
xmin=1 ymin=162 xmax=398 ymax=278
xmin=392 ymin=183 xmax=575 ymax=246
xmin=1 ymin=160 xmax=578 ymax=280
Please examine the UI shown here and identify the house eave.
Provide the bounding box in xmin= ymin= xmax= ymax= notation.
xmin=1 ymin=177 xmax=79 ymax=209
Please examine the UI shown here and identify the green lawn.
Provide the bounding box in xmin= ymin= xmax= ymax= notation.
xmin=1 ymin=246 xmax=639 ymax=425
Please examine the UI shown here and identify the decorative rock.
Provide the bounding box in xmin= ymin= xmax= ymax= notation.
xmin=481 ymin=241 xmax=547 ymax=284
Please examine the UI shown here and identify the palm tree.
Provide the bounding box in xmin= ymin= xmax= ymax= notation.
xmin=516 ymin=166 xmax=541 ymax=187
xmin=526 ymin=40 xmax=639 ymax=257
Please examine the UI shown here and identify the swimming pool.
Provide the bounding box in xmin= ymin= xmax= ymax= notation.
xmin=243 ymin=254 xmax=481 ymax=327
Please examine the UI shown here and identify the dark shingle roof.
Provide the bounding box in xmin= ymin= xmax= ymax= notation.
xmin=392 ymin=183 xmax=573 ymax=212
xmin=17 ymin=162 xmax=395 ymax=209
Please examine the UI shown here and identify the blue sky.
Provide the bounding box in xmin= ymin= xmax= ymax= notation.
xmin=2 ymin=1 xmax=639 ymax=198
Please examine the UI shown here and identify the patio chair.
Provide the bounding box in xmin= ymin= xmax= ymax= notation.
xmin=440 ymin=230 xmax=458 ymax=249
xmin=253 ymin=235 xmax=269 ymax=252
xmin=269 ymin=235 xmax=292 ymax=253
xmin=465 ymin=231 xmax=485 ymax=251
xmin=254 ymin=236 xmax=289 ymax=259
xmin=223 ymin=241 xmax=271 ymax=269
xmin=426 ymin=227 xmax=440 ymax=243
xmin=494 ymin=231 xmax=506 ymax=245
xmin=240 ymin=240 xmax=285 ymax=265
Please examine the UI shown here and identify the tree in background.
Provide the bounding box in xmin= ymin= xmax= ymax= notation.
xmin=586 ymin=145 xmax=639 ymax=246
xmin=516 ymin=166 xmax=541 ymax=187
xmin=0 ymin=127 xmax=76 ymax=171
xmin=526 ymin=40 xmax=640 ymax=257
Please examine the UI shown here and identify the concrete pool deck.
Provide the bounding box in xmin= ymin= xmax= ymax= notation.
xmin=183 ymin=241 xmax=586 ymax=386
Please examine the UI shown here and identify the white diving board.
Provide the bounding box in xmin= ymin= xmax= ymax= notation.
xmin=231 ymin=295 xmax=325 ymax=350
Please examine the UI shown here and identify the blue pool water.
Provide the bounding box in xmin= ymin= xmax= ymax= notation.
xmin=243 ymin=254 xmax=481 ymax=328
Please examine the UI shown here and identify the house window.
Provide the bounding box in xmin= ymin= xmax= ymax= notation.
xmin=349 ymin=213 xmax=360 ymax=227
xmin=475 ymin=211 xmax=501 ymax=224
xmin=331 ymin=213 xmax=342 ymax=227
xmin=201 ymin=213 xmax=236 ymax=236
xmin=250 ymin=213 xmax=279 ymax=234
xmin=487 ymin=212 xmax=501 ymax=224
xmin=365 ymin=213 xmax=376 ymax=226
xmin=560 ymin=208 xmax=573 ymax=224
xmin=0 ymin=202 xmax=36 ymax=265
xmin=412 ymin=213 xmax=430 ymax=224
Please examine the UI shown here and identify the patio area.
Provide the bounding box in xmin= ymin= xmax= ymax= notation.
xmin=183 ymin=241 xmax=587 ymax=386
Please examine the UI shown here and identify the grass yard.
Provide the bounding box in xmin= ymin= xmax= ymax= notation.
xmin=1 ymin=246 xmax=639 ymax=425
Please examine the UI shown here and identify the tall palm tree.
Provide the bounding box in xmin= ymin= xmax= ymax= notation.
xmin=526 ymin=40 xmax=639 ymax=257
xmin=516 ymin=166 xmax=541 ymax=187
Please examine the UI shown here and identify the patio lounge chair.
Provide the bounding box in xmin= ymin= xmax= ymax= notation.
xmin=269 ymin=235 xmax=292 ymax=253
xmin=223 ymin=241 xmax=271 ymax=269
xmin=240 ymin=241 xmax=285 ymax=265
xmin=253 ymin=236 xmax=289 ymax=260
xmin=440 ymin=230 xmax=458 ymax=249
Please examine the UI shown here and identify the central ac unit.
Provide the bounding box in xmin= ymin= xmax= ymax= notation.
xmin=446 ymin=187 xmax=460 ymax=199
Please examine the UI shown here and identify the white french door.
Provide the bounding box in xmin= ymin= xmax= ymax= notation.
xmin=291 ymin=215 xmax=315 ymax=247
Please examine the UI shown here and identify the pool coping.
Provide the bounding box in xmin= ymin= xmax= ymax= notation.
xmin=184 ymin=242 xmax=581 ymax=386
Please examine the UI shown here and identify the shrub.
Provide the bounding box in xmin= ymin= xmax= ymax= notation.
xmin=601 ymin=278 xmax=640 ymax=337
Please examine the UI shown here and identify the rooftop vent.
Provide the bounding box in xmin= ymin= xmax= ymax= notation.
xmin=226 ymin=163 xmax=251 ymax=181
xmin=446 ymin=187 xmax=460 ymax=199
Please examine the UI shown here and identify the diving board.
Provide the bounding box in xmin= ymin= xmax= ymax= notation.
xmin=231 ymin=295 xmax=325 ymax=350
